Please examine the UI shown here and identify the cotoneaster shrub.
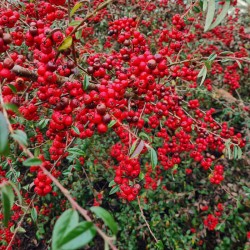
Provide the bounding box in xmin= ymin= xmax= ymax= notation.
xmin=0 ymin=0 xmax=249 ymax=249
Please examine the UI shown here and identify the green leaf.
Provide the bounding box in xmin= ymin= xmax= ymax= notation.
xmin=17 ymin=227 xmax=26 ymax=233
xmin=56 ymin=222 xmax=96 ymax=250
xmin=75 ymin=29 xmax=82 ymax=40
xmin=233 ymin=145 xmax=238 ymax=159
xmin=207 ymin=53 xmax=217 ymax=61
xmin=4 ymin=103 xmax=21 ymax=115
xmin=108 ymin=120 xmax=117 ymax=128
xmin=58 ymin=36 xmax=73 ymax=51
xmin=31 ymin=207 xmax=37 ymax=223
xmin=69 ymin=20 xmax=82 ymax=26
xmin=139 ymin=132 xmax=151 ymax=142
xmin=1 ymin=184 xmax=15 ymax=227
xmin=109 ymin=185 xmax=120 ymax=195
xmin=72 ymin=126 xmax=80 ymax=135
xmin=198 ymin=65 xmax=207 ymax=86
xmin=52 ymin=209 xmax=79 ymax=250
xmin=155 ymin=240 xmax=164 ymax=250
xmin=108 ymin=180 xmax=116 ymax=187
xmin=67 ymin=148 xmax=85 ymax=156
xmin=202 ymin=0 xmax=208 ymax=11
xmin=150 ymin=148 xmax=158 ymax=169
xmin=23 ymin=158 xmax=42 ymax=167
xmin=210 ymin=0 xmax=230 ymax=30
xmin=236 ymin=60 xmax=242 ymax=69
xmin=37 ymin=119 xmax=50 ymax=129
xmin=7 ymin=84 xmax=17 ymax=94
xmin=129 ymin=139 xmax=139 ymax=156
xmin=11 ymin=129 xmax=28 ymax=146
xmin=70 ymin=2 xmax=83 ymax=17
xmin=0 ymin=112 xmax=9 ymax=154
xmin=83 ymin=75 xmax=90 ymax=90
xmin=90 ymin=206 xmax=118 ymax=235
xmin=193 ymin=6 xmax=201 ymax=13
xmin=204 ymin=0 xmax=215 ymax=32
xmin=237 ymin=146 xmax=242 ymax=159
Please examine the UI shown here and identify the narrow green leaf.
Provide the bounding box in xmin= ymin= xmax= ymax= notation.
xmin=129 ymin=139 xmax=139 ymax=156
xmin=108 ymin=180 xmax=116 ymax=187
xmin=155 ymin=240 xmax=164 ymax=250
xmin=198 ymin=65 xmax=207 ymax=86
xmin=58 ymin=222 xmax=96 ymax=250
xmin=139 ymin=132 xmax=151 ymax=142
xmin=150 ymin=148 xmax=158 ymax=169
xmin=90 ymin=206 xmax=118 ymax=235
xmin=69 ymin=20 xmax=82 ymax=26
xmin=11 ymin=129 xmax=28 ymax=146
xmin=4 ymin=103 xmax=21 ymax=115
xmin=52 ymin=209 xmax=79 ymax=250
xmin=23 ymin=158 xmax=42 ymax=167
xmin=237 ymin=146 xmax=242 ymax=159
xmin=109 ymin=185 xmax=120 ymax=195
xmin=204 ymin=0 xmax=215 ymax=32
xmin=67 ymin=148 xmax=85 ymax=156
xmin=70 ymin=2 xmax=83 ymax=17
xmin=0 ymin=112 xmax=9 ymax=154
xmin=203 ymin=0 xmax=208 ymax=11
xmin=193 ymin=6 xmax=201 ymax=13
xmin=207 ymin=53 xmax=217 ymax=61
xmin=210 ymin=0 xmax=230 ymax=30
xmin=72 ymin=126 xmax=80 ymax=135
xmin=108 ymin=120 xmax=117 ymax=128
xmin=8 ymin=84 xmax=17 ymax=94
xmin=83 ymin=75 xmax=90 ymax=90
xmin=1 ymin=184 xmax=15 ymax=227
xmin=75 ymin=29 xmax=82 ymax=40
xmin=31 ymin=207 xmax=37 ymax=223
xmin=236 ymin=60 xmax=242 ymax=69
xmin=58 ymin=36 xmax=73 ymax=51
xmin=37 ymin=119 xmax=50 ymax=129
xmin=233 ymin=145 xmax=238 ymax=159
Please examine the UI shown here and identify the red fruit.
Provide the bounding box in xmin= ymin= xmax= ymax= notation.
xmin=49 ymin=0 xmax=66 ymax=6
xmin=52 ymin=31 xmax=64 ymax=43
xmin=64 ymin=116 xmax=73 ymax=126
xmin=97 ymin=123 xmax=108 ymax=133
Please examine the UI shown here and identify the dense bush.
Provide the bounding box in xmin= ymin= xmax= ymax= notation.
xmin=0 ymin=0 xmax=249 ymax=249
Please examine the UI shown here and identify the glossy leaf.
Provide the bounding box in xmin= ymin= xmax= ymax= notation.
xmin=204 ymin=0 xmax=215 ymax=32
xmin=83 ymin=75 xmax=90 ymax=90
xmin=67 ymin=148 xmax=85 ymax=156
xmin=52 ymin=209 xmax=79 ymax=250
xmin=1 ymin=184 xmax=15 ymax=227
xmin=0 ymin=112 xmax=9 ymax=154
xmin=31 ymin=207 xmax=37 ymax=223
xmin=90 ymin=206 xmax=118 ymax=235
xmin=70 ymin=2 xmax=83 ymax=17
xmin=23 ymin=158 xmax=42 ymax=167
xmin=210 ymin=0 xmax=230 ymax=30
xmin=109 ymin=185 xmax=120 ymax=195
xmin=7 ymin=84 xmax=17 ymax=93
xmin=108 ymin=120 xmax=117 ymax=128
xmin=56 ymin=222 xmax=96 ymax=250
xmin=150 ymin=148 xmax=158 ymax=169
xmin=4 ymin=103 xmax=21 ymax=115
xmin=11 ymin=129 xmax=28 ymax=146
xmin=58 ymin=36 xmax=73 ymax=51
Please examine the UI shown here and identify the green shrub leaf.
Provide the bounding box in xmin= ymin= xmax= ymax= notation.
xmin=23 ymin=158 xmax=42 ymax=167
xmin=0 ymin=112 xmax=9 ymax=154
xmin=90 ymin=206 xmax=118 ymax=235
